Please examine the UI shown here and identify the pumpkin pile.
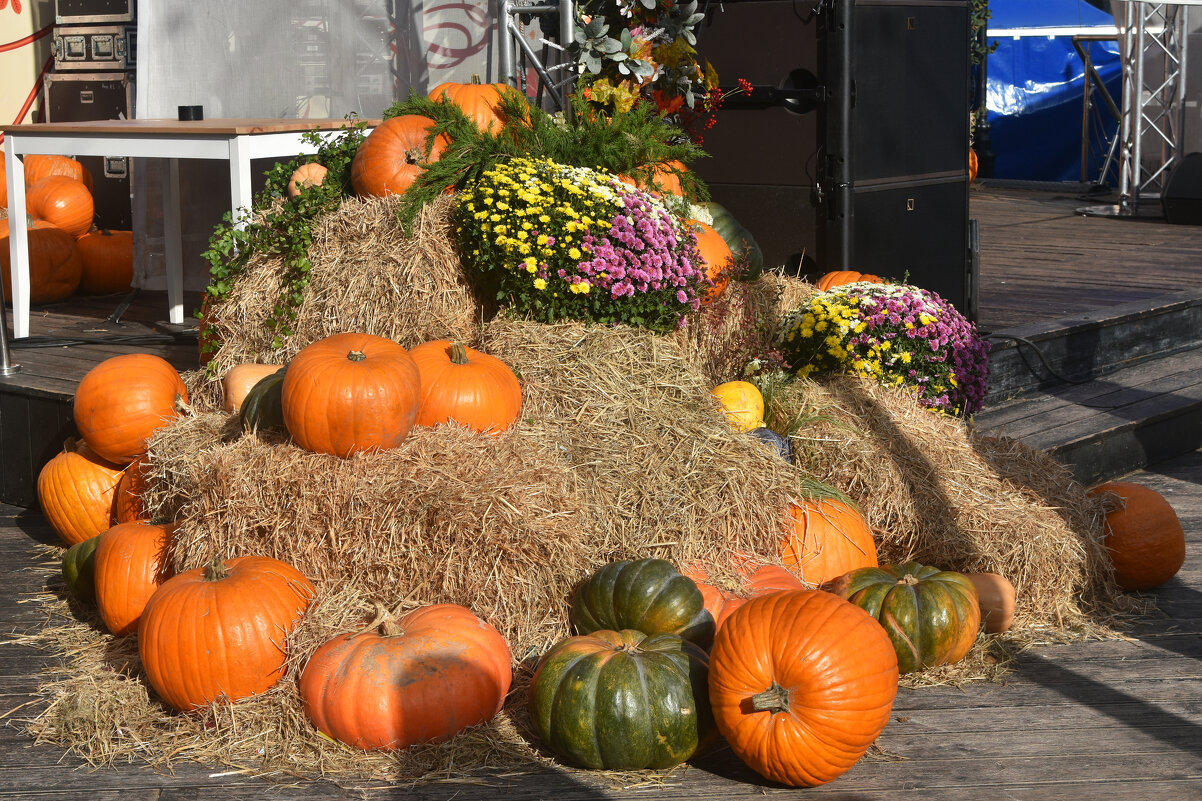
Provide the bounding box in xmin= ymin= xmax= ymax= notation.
xmin=1 ymin=154 xmax=134 ymax=303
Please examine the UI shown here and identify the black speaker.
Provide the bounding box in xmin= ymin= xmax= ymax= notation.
xmin=1162 ymin=153 xmax=1202 ymax=225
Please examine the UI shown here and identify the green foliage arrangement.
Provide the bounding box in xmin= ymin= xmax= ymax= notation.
xmin=199 ymin=118 xmax=369 ymax=357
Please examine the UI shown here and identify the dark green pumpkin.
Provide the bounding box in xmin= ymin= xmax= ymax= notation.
xmin=702 ymin=201 xmax=763 ymax=280
xmin=61 ymin=535 xmax=101 ymax=603
xmin=570 ymin=558 xmax=714 ymax=649
xmin=239 ymin=367 xmax=287 ymax=433
xmin=747 ymin=426 xmax=793 ymax=463
xmin=823 ymin=561 xmax=981 ymax=673
xmin=529 ymin=628 xmax=713 ymax=770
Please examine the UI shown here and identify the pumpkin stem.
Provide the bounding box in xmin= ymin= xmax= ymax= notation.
xmin=750 ymin=681 xmax=791 ymax=714
xmin=347 ymin=350 xmax=367 ymax=363
xmin=901 ymin=573 xmax=920 ymax=586
xmin=357 ymin=601 xmax=405 ymax=638
xmin=447 ymin=342 xmax=470 ymax=365
xmin=174 ymin=393 xmax=195 ymax=417
xmin=204 ymin=558 xmax=230 ymax=582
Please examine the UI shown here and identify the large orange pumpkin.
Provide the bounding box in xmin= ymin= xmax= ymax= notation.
xmin=350 ymin=115 xmax=450 ymax=198
xmin=23 ymin=154 xmax=93 ymax=192
xmin=93 ymin=520 xmax=174 ymax=636
xmin=1089 ymin=481 xmax=1186 ymax=590
xmin=281 ymin=332 xmax=422 ymax=457
xmin=781 ymin=497 xmax=878 ymax=585
xmin=299 ymin=603 xmax=513 ymax=750
xmin=76 ymin=229 xmax=133 ymax=295
xmin=26 ymin=176 xmax=94 ymax=237
xmin=690 ymin=220 xmax=733 ymax=305
xmin=708 ymin=590 xmax=899 ymax=786
xmin=0 ymin=218 xmax=84 ymax=304
xmin=138 ymin=555 xmax=315 ymax=711
xmin=73 ymin=353 xmax=190 ymax=466
xmin=36 ymin=438 xmax=125 ymax=546
xmin=814 ymin=270 xmax=884 ymax=290
xmin=620 ymin=160 xmax=688 ymax=197
xmin=430 ymin=75 xmax=518 ymax=133
xmin=408 ymin=340 xmax=522 ymax=435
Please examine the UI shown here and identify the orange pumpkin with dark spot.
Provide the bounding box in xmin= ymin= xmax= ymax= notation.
xmin=350 ymin=115 xmax=450 ymax=198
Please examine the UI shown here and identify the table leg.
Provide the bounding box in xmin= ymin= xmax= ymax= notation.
xmin=229 ymin=134 xmax=253 ymax=231
xmin=163 ymin=158 xmax=185 ymax=325
xmin=4 ymin=140 xmax=30 ymax=338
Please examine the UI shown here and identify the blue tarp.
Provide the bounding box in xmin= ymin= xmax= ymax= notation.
xmin=984 ymin=0 xmax=1122 ymax=182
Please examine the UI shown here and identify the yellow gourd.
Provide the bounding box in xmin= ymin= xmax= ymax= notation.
xmin=711 ymin=381 xmax=764 ymax=433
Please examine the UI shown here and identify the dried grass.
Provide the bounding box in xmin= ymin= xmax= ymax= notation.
xmin=18 ymin=202 xmax=1137 ymax=786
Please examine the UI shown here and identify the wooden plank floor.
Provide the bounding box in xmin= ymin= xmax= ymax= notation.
xmin=1 ymin=451 xmax=1200 ymax=799
xmin=972 ymin=183 xmax=1202 ymax=333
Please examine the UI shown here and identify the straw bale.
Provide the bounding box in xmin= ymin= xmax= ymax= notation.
xmin=203 ymin=192 xmax=484 ymax=377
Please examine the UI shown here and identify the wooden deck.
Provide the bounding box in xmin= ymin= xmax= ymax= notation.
xmin=1 ymin=452 xmax=1198 ymax=800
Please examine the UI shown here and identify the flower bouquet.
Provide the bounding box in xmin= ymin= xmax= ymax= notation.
xmin=778 ymin=282 xmax=991 ymax=416
xmin=454 ymin=156 xmax=710 ymax=333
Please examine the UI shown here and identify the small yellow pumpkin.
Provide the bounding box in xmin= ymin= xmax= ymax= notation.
xmin=711 ymin=381 xmax=764 ymax=433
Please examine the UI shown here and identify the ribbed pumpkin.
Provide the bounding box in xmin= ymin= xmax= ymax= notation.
xmin=61 ymin=535 xmax=101 ymax=603
xmin=708 ymin=590 xmax=899 ymax=786
xmin=299 ymin=603 xmax=512 ymax=751
xmin=702 ymin=201 xmax=764 ymax=280
xmin=281 ymin=333 xmax=421 ymax=457
xmin=529 ymin=629 xmax=713 ymax=770
xmin=73 ymin=353 xmax=189 ymax=466
xmin=570 ymin=558 xmax=715 ymax=650
xmin=710 ymin=380 xmax=764 ymax=433
xmin=26 ymin=176 xmax=94 ymax=237
xmin=0 ymin=218 xmax=84 ymax=304
xmin=429 ymin=75 xmax=517 ymax=133
xmin=23 ymin=154 xmax=92 ymax=191
xmin=93 ymin=520 xmax=174 ymax=636
xmin=687 ymin=562 xmax=806 ymax=632
xmin=286 ymin=162 xmax=328 ymax=197
xmin=781 ymin=497 xmax=878 ymax=585
xmin=408 ymin=340 xmax=522 ymax=435
xmin=138 ymin=555 xmax=315 ymax=711
xmin=815 ymin=270 xmax=884 ymax=291
xmin=239 ymin=367 xmax=288 ymax=433
xmin=112 ymin=455 xmax=149 ymax=524
xmin=76 ymin=229 xmax=133 ymax=295
xmin=36 ymin=438 xmax=124 ymax=545
xmin=823 ymin=562 xmax=981 ymax=673
xmin=1089 ymin=481 xmax=1186 ymax=591
xmin=690 ymin=220 xmax=733 ymax=305
xmin=222 ymin=363 xmax=285 ymax=413
xmin=350 ymin=115 xmax=450 ymax=198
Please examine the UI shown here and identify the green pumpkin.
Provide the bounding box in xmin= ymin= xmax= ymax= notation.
xmin=61 ymin=535 xmax=101 ymax=603
xmin=529 ymin=629 xmax=714 ymax=770
xmin=702 ymin=201 xmax=763 ymax=280
xmin=570 ymin=558 xmax=714 ymax=649
xmin=823 ymin=561 xmax=981 ymax=673
xmin=239 ymin=367 xmax=287 ymax=433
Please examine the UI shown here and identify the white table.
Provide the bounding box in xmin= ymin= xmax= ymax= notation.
xmin=2 ymin=118 xmax=370 ymax=338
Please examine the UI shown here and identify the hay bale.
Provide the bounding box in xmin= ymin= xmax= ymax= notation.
xmin=203 ymin=193 xmax=484 ymax=376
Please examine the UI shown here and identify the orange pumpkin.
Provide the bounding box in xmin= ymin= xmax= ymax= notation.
xmin=690 ymin=220 xmax=733 ymax=305
xmin=430 ymin=75 xmax=518 ymax=133
xmin=814 ymin=270 xmax=884 ymax=290
xmin=286 ymin=162 xmax=328 ymax=197
xmin=1089 ymin=481 xmax=1186 ymax=591
xmin=113 ymin=455 xmax=149 ymax=524
xmin=781 ymin=497 xmax=878 ymax=585
xmin=620 ymin=159 xmax=687 ymax=197
xmin=350 ymin=115 xmax=450 ymax=198
xmin=684 ymin=560 xmax=806 ymax=631
xmin=964 ymin=572 xmax=1016 ymax=634
xmin=26 ymin=175 xmax=94 ymax=237
xmin=281 ymin=332 xmax=422 ymax=457
xmin=708 ymin=590 xmax=899 ymax=786
xmin=36 ymin=438 xmax=125 ymax=546
xmin=23 ymin=154 xmax=93 ymax=192
xmin=138 ymin=555 xmax=315 ymax=711
xmin=0 ymin=159 xmax=6 ymax=207
xmin=221 ymin=363 xmax=285 ymax=413
xmin=0 ymin=218 xmax=84 ymax=304
xmin=299 ymin=603 xmax=513 ymax=750
xmin=408 ymin=340 xmax=522 ymax=435
xmin=93 ymin=520 xmax=174 ymax=636
xmin=76 ymin=228 xmax=133 ymax=295
xmin=969 ymin=148 xmax=979 ymax=182
xmin=73 ymin=353 xmax=190 ymax=466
